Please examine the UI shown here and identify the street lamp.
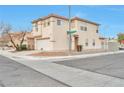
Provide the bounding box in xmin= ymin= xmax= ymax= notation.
xmin=68 ymin=5 xmax=72 ymax=52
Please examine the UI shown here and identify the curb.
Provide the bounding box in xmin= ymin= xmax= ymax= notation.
xmin=15 ymin=50 xmax=124 ymax=61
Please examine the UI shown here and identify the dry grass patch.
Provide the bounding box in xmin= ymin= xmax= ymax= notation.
xmin=29 ymin=51 xmax=69 ymax=57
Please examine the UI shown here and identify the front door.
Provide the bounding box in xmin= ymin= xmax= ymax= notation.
xmin=74 ymin=35 xmax=79 ymax=51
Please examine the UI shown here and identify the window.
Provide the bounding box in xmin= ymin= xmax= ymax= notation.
xmin=80 ymin=26 xmax=84 ymax=31
xmin=33 ymin=23 xmax=38 ymax=31
xmin=84 ymin=27 xmax=87 ymax=31
xmin=71 ymin=22 xmax=75 ymax=28
xmin=35 ymin=24 xmax=38 ymax=32
xmin=80 ymin=26 xmax=87 ymax=31
xmin=47 ymin=22 xmax=50 ymax=26
xmin=85 ymin=39 xmax=88 ymax=46
xmin=96 ymin=30 xmax=98 ymax=33
xmin=92 ymin=39 xmax=95 ymax=46
xmin=57 ymin=20 xmax=61 ymax=25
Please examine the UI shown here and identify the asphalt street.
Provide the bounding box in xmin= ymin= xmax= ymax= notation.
xmin=55 ymin=53 xmax=124 ymax=79
xmin=0 ymin=55 xmax=67 ymax=87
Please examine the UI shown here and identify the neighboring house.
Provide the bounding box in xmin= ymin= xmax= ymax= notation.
xmin=99 ymin=37 xmax=108 ymax=49
xmin=120 ymin=40 xmax=124 ymax=44
xmin=28 ymin=14 xmax=106 ymax=51
xmin=0 ymin=32 xmax=31 ymax=49
xmin=0 ymin=33 xmax=12 ymax=50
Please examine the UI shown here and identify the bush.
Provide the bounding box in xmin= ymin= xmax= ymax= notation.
xmin=20 ymin=44 xmax=27 ymax=50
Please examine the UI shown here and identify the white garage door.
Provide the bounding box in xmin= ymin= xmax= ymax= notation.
xmin=35 ymin=39 xmax=51 ymax=50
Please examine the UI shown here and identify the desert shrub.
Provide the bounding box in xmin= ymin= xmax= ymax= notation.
xmin=20 ymin=44 xmax=27 ymax=50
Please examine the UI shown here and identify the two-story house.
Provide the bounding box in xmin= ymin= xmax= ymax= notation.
xmin=27 ymin=14 xmax=104 ymax=51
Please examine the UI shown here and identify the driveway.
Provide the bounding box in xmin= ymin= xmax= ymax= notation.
xmin=55 ymin=53 xmax=124 ymax=79
xmin=0 ymin=55 xmax=67 ymax=87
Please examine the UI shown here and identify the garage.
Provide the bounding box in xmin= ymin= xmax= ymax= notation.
xmin=35 ymin=38 xmax=52 ymax=51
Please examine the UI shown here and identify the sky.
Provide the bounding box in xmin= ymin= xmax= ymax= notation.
xmin=0 ymin=5 xmax=124 ymax=38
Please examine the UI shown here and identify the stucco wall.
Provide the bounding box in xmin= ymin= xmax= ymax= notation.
xmin=32 ymin=16 xmax=103 ymax=51
xmin=33 ymin=17 xmax=55 ymax=51
xmin=32 ymin=21 xmax=42 ymax=36
xmin=71 ymin=20 xmax=101 ymax=50
xmin=52 ymin=17 xmax=69 ymax=51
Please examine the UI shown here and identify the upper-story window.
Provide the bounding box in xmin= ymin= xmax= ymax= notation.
xmin=57 ymin=20 xmax=61 ymax=25
xmin=34 ymin=24 xmax=38 ymax=32
xmin=80 ymin=26 xmax=87 ymax=31
xmin=43 ymin=21 xmax=50 ymax=27
xmin=84 ymin=27 xmax=87 ymax=31
xmin=71 ymin=22 xmax=75 ymax=28
xmin=47 ymin=22 xmax=50 ymax=26
xmin=96 ymin=30 xmax=98 ymax=33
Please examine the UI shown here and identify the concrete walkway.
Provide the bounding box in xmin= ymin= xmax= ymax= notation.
xmin=1 ymin=50 xmax=124 ymax=86
xmin=1 ymin=50 xmax=124 ymax=61
xmin=0 ymin=56 xmax=67 ymax=87
xmin=12 ymin=60 xmax=124 ymax=87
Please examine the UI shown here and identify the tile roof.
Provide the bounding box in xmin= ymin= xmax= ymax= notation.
xmin=32 ymin=13 xmax=99 ymax=26
xmin=71 ymin=17 xmax=100 ymax=26
xmin=32 ymin=14 xmax=68 ymax=23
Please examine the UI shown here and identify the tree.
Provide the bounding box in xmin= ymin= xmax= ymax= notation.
xmin=0 ymin=22 xmax=10 ymax=47
xmin=117 ymin=33 xmax=124 ymax=44
xmin=0 ymin=22 xmax=27 ymax=51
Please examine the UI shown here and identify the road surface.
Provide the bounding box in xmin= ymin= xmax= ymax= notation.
xmin=55 ymin=53 xmax=124 ymax=79
xmin=0 ymin=55 xmax=68 ymax=87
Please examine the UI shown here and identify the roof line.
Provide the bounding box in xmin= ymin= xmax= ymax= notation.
xmin=32 ymin=13 xmax=100 ymax=26
xmin=71 ymin=17 xmax=100 ymax=26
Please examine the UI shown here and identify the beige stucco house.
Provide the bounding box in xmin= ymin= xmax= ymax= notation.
xmin=28 ymin=14 xmax=107 ymax=51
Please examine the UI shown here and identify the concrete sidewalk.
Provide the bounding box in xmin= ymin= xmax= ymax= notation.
xmin=1 ymin=50 xmax=124 ymax=86
xmin=1 ymin=50 xmax=124 ymax=61
xmin=3 ymin=57 xmax=124 ymax=87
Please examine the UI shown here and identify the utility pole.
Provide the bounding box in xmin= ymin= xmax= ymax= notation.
xmin=68 ymin=5 xmax=72 ymax=52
